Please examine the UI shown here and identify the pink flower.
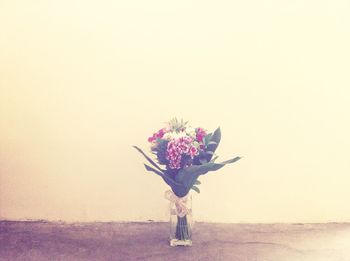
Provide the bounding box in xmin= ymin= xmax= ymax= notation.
xmin=189 ymin=146 xmax=198 ymax=158
xmin=157 ymin=128 xmax=166 ymax=138
xmin=148 ymin=136 xmax=156 ymax=143
xmin=166 ymin=136 xmax=195 ymax=169
xmin=196 ymin=127 xmax=207 ymax=143
xmin=148 ymin=128 xmax=167 ymax=143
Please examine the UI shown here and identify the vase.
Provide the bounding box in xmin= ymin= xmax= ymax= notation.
xmin=165 ymin=190 xmax=193 ymax=246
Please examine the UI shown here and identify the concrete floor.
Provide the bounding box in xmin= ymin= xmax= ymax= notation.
xmin=1 ymin=221 xmax=350 ymax=261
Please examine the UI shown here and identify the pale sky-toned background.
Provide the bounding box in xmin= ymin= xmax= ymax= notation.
xmin=1 ymin=0 xmax=349 ymax=223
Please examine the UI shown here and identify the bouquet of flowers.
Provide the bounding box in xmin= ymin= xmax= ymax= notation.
xmin=133 ymin=118 xmax=241 ymax=245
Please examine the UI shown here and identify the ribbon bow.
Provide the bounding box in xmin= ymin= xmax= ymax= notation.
xmin=164 ymin=190 xmax=190 ymax=218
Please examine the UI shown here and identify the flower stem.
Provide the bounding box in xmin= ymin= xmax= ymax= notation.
xmin=175 ymin=215 xmax=191 ymax=240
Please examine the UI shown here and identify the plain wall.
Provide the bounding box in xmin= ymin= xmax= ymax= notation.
xmin=1 ymin=0 xmax=350 ymax=223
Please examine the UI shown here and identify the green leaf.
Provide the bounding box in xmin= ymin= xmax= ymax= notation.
xmin=210 ymin=155 xmax=219 ymax=162
xmin=144 ymin=164 xmax=164 ymax=176
xmin=191 ymin=186 xmax=200 ymax=193
xmin=194 ymin=180 xmax=201 ymax=185
xmin=133 ymin=146 xmax=164 ymax=172
xmin=175 ymin=156 xmax=241 ymax=193
xmin=206 ymin=127 xmax=221 ymax=161
xmin=203 ymin=133 xmax=212 ymax=146
xmin=144 ymin=164 xmax=182 ymax=189
xmin=199 ymin=158 xmax=208 ymax=164
xmin=219 ymin=157 xmax=242 ymax=165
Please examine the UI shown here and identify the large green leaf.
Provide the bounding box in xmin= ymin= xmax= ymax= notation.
xmin=175 ymin=156 xmax=241 ymax=194
xmin=144 ymin=164 xmax=183 ymax=190
xmin=142 ymin=164 xmax=188 ymax=197
xmin=205 ymin=127 xmax=221 ymax=161
xmin=203 ymin=133 xmax=212 ymax=146
xmin=133 ymin=146 xmax=164 ymax=172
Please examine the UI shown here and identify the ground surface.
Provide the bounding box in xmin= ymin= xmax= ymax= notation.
xmin=1 ymin=221 xmax=350 ymax=261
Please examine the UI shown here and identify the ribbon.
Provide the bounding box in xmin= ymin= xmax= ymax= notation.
xmin=164 ymin=190 xmax=190 ymax=218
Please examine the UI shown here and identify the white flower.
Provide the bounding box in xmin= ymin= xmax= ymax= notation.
xmin=163 ymin=131 xmax=190 ymax=140
xmin=162 ymin=132 xmax=173 ymax=140
xmin=185 ymin=126 xmax=196 ymax=138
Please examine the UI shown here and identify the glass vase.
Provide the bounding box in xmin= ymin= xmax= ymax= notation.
xmin=168 ymin=192 xmax=193 ymax=246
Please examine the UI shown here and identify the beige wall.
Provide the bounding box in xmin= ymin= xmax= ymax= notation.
xmin=1 ymin=0 xmax=350 ymax=223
